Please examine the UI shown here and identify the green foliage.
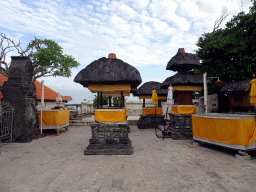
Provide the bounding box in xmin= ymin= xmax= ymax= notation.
xmin=27 ymin=38 xmax=80 ymax=81
xmin=113 ymin=97 xmax=121 ymax=106
xmin=92 ymin=93 xmax=108 ymax=108
xmin=196 ymin=81 xmax=226 ymax=98
xmin=67 ymin=106 xmax=75 ymax=110
xmin=195 ymin=2 xmax=256 ymax=85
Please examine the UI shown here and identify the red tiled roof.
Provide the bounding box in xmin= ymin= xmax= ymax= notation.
xmin=0 ymin=74 xmax=72 ymax=102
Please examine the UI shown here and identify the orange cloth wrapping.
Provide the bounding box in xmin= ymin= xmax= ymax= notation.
xmin=192 ymin=116 xmax=256 ymax=146
xmin=152 ymin=89 xmax=158 ymax=105
xmin=250 ymin=79 xmax=256 ymax=104
xmin=38 ymin=109 xmax=69 ymax=126
xmin=171 ymin=105 xmax=196 ymax=114
xmin=142 ymin=108 xmax=163 ymax=115
xmin=94 ymin=108 xmax=128 ymax=122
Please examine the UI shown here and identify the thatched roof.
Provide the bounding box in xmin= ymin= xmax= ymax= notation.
xmin=132 ymin=81 xmax=167 ymax=96
xmin=161 ymin=73 xmax=204 ymax=89
xmin=220 ymin=80 xmax=251 ymax=92
xmin=166 ymin=50 xmax=201 ymax=72
xmin=74 ymin=57 xmax=142 ymax=89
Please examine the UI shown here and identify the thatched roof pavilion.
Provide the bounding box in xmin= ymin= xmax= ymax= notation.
xmin=74 ymin=53 xmax=142 ymax=109
xmin=132 ymin=81 xmax=167 ymax=108
xmin=74 ymin=55 xmax=142 ymax=89
xmin=161 ymin=48 xmax=203 ymax=107
xmin=220 ymin=80 xmax=250 ymax=92
xmin=134 ymin=81 xmax=167 ymax=96
xmin=161 ymin=73 xmax=204 ymax=89
xmin=166 ymin=48 xmax=201 ymax=72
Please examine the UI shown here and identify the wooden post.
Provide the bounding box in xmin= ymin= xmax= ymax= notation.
xmin=109 ymin=96 xmax=112 ymax=107
xmin=97 ymin=92 xmax=99 ymax=108
xmin=100 ymin=92 xmax=103 ymax=108
xmin=143 ymin=99 xmax=145 ymax=107
xmin=121 ymin=91 xmax=123 ymax=108
xmin=158 ymin=99 xmax=162 ymax=107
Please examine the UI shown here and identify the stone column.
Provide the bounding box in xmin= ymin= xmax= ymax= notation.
xmin=2 ymin=56 xmax=39 ymax=142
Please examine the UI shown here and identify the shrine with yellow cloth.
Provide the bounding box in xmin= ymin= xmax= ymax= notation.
xmin=38 ymin=109 xmax=69 ymax=135
xmin=74 ymin=53 xmax=142 ymax=155
xmin=131 ymin=81 xmax=167 ymax=129
xmin=192 ymin=113 xmax=256 ymax=150
xmin=160 ymin=48 xmax=204 ymax=139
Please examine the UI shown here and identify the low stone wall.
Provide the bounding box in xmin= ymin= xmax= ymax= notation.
xmin=126 ymin=100 xmax=143 ymax=116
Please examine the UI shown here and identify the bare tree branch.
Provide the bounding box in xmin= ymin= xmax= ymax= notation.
xmin=213 ymin=9 xmax=229 ymax=32
xmin=0 ymin=33 xmax=30 ymax=75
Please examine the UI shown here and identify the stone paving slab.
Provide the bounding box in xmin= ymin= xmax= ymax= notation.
xmin=0 ymin=125 xmax=256 ymax=192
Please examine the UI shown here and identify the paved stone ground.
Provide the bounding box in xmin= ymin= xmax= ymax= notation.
xmin=0 ymin=125 xmax=256 ymax=192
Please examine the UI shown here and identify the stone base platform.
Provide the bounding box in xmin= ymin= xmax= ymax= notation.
xmin=166 ymin=113 xmax=192 ymax=140
xmin=84 ymin=123 xmax=133 ymax=155
xmin=137 ymin=114 xmax=165 ymax=129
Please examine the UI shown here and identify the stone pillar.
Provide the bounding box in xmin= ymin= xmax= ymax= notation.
xmin=2 ymin=56 xmax=39 ymax=142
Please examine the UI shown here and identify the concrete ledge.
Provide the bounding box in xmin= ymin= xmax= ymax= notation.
xmin=235 ymin=154 xmax=251 ymax=160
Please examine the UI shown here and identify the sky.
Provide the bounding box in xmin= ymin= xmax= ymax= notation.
xmin=0 ymin=0 xmax=253 ymax=104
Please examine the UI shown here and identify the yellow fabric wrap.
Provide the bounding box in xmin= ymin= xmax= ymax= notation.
xmin=173 ymin=86 xmax=202 ymax=91
xmin=139 ymin=95 xmax=166 ymax=99
xmin=103 ymin=92 xmax=130 ymax=97
xmin=192 ymin=116 xmax=256 ymax=146
xmin=94 ymin=108 xmax=128 ymax=122
xmin=88 ymin=85 xmax=131 ymax=93
xmin=152 ymin=90 xmax=158 ymax=105
xmin=250 ymin=79 xmax=256 ymax=104
xmin=171 ymin=105 xmax=196 ymax=114
xmin=38 ymin=109 xmax=69 ymax=126
xmin=142 ymin=107 xmax=163 ymax=115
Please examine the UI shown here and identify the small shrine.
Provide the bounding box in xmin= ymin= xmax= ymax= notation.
xmin=74 ymin=53 xmax=142 ymax=155
xmin=161 ymin=48 xmax=203 ymax=139
xmin=131 ymin=81 xmax=167 ymax=129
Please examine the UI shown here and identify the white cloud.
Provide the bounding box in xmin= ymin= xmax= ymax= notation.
xmin=132 ymin=0 xmax=150 ymax=10
xmin=0 ymin=0 xmax=254 ymax=103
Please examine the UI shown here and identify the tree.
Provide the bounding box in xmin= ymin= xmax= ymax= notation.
xmin=92 ymin=93 xmax=108 ymax=108
xmin=113 ymin=97 xmax=121 ymax=106
xmin=0 ymin=35 xmax=80 ymax=81
xmin=195 ymin=2 xmax=256 ymax=84
xmin=27 ymin=38 xmax=80 ymax=82
xmin=67 ymin=106 xmax=75 ymax=110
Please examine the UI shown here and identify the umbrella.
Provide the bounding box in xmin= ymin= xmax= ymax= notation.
xmin=152 ymin=89 xmax=158 ymax=105
xmin=250 ymin=79 xmax=256 ymax=104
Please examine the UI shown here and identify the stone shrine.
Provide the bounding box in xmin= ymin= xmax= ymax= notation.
xmin=3 ymin=56 xmax=39 ymax=142
xmin=161 ymin=48 xmax=204 ymax=139
xmin=74 ymin=53 xmax=142 ymax=155
xmin=131 ymin=81 xmax=166 ymax=129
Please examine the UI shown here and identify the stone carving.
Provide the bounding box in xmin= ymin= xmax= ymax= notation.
xmin=2 ymin=56 xmax=39 ymax=142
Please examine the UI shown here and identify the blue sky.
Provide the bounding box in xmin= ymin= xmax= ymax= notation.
xmin=0 ymin=0 xmax=253 ymax=104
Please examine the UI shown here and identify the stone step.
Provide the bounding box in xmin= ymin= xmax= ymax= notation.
xmin=69 ymin=121 xmax=93 ymax=126
xmin=69 ymin=120 xmax=139 ymax=126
